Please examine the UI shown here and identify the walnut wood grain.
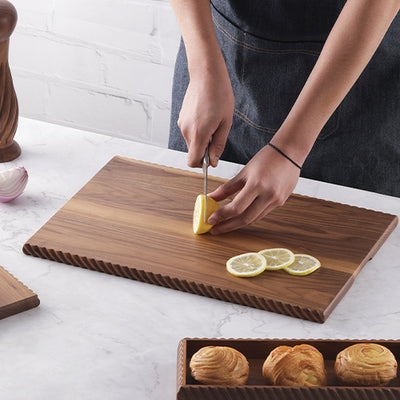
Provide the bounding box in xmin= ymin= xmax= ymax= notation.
xmin=0 ymin=266 xmax=39 ymax=319
xmin=23 ymin=156 xmax=398 ymax=323
xmin=177 ymin=338 xmax=400 ymax=400
xmin=0 ymin=0 xmax=19 ymax=162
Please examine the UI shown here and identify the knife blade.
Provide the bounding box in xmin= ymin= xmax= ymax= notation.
xmin=202 ymin=143 xmax=210 ymax=223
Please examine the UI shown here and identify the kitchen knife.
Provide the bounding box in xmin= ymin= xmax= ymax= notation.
xmin=202 ymin=143 xmax=210 ymax=223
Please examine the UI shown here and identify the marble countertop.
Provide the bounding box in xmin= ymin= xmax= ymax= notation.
xmin=1 ymin=118 xmax=399 ymax=400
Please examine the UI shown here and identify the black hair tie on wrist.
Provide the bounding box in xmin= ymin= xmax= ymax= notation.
xmin=268 ymin=142 xmax=302 ymax=170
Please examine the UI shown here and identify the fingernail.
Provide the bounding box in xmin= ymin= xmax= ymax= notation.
xmin=213 ymin=156 xmax=219 ymax=167
xmin=208 ymin=217 xmax=216 ymax=225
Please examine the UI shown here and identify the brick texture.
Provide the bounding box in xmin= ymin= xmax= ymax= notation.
xmin=9 ymin=0 xmax=181 ymax=148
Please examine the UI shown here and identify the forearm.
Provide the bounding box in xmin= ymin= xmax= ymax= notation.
xmin=272 ymin=0 xmax=400 ymax=165
xmin=169 ymin=0 xmax=234 ymax=167
xmin=169 ymin=0 xmax=226 ymax=78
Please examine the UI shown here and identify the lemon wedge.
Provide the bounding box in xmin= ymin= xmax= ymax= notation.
xmin=193 ymin=194 xmax=220 ymax=234
xmin=283 ymin=254 xmax=321 ymax=276
xmin=226 ymin=252 xmax=267 ymax=277
xmin=258 ymin=248 xmax=295 ymax=270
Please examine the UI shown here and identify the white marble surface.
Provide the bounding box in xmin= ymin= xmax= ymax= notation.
xmin=0 ymin=117 xmax=399 ymax=400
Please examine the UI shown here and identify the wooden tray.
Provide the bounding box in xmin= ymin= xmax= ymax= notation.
xmin=23 ymin=156 xmax=398 ymax=323
xmin=177 ymin=338 xmax=400 ymax=400
xmin=0 ymin=266 xmax=39 ymax=319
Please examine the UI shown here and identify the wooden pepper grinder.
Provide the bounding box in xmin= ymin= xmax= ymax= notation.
xmin=0 ymin=0 xmax=19 ymax=162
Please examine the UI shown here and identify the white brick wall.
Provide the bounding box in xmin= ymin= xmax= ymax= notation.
xmin=8 ymin=0 xmax=181 ymax=148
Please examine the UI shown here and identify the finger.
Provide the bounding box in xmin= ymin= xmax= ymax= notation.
xmin=208 ymin=120 xmax=231 ymax=167
xmin=177 ymin=117 xmax=190 ymax=149
xmin=208 ymin=181 xmax=257 ymax=225
xmin=208 ymin=173 xmax=245 ymax=202
xmin=187 ymin=131 xmax=210 ymax=168
xmin=258 ymin=192 xmax=288 ymax=220
xmin=211 ymin=197 xmax=278 ymax=235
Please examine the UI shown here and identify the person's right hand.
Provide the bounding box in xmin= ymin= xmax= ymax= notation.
xmin=178 ymin=67 xmax=234 ymax=168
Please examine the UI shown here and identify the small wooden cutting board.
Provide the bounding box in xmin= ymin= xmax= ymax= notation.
xmin=0 ymin=266 xmax=39 ymax=319
xmin=23 ymin=156 xmax=398 ymax=323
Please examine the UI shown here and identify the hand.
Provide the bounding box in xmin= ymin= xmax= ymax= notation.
xmin=207 ymin=145 xmax=301 ymax=234
xmin=178 ymin=68 xmax=234 ymax=168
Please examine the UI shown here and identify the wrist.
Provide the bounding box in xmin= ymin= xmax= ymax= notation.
xmin=267 ymin=143 xmax=303 ymax=170
xmin=187 ymin=45 xmax=227 ymax=80
xmin=270 ymin=124 xmax=318 ymax=167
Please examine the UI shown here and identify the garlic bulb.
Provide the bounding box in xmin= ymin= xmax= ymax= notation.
xmin=0 ymin=166 xmax=28 ymax=202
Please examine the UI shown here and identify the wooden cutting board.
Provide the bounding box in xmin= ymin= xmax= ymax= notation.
xmin=0 ymin=266 xmax=39 ymax=319
xmin=23 ymin=156 xmax=398 ymax=323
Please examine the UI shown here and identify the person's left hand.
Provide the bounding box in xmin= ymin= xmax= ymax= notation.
xmin=207 ymin=144 xmax=301 ymax=234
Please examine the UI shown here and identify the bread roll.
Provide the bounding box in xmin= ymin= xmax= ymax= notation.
xmin=262 ymin=345 xmax=291 ymax=384
xmin=262 ymin=344 xmax=327 ymax=387
xmin=190 ymin=346 xmax=249 ymax=385
xmin=335 ymin=343 xmax=397 ymax=386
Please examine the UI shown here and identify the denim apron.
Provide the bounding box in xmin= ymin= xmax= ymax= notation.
xmin=169 ymin=1 xmax=400 ymax=197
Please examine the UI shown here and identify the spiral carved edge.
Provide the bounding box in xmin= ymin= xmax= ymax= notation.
xmin=22 ymin=243 xmax=324 ymax=323
xmin=176 ymin=339 xmax=187 ymax=395
xmin=0 ymin=62 xmax=18 ymax=145
xmin=176 ymin=386 xmax=400 ymax=400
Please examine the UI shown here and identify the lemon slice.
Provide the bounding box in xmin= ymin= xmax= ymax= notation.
xmin=283 ymin=254 xmax=321 ymax=276
xmin=193 ymin=194 xmax=220 ymax=234
xmin=258 ymin=248 xmax=295 ymax=270
xmin=226 ymin=252 xmax=267 ymax=277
